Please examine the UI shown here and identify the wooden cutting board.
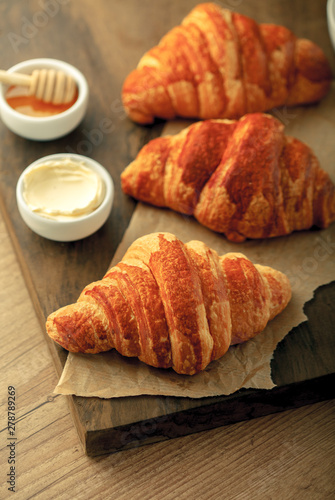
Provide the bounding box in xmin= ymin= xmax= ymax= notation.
xmin=0 ymin=0 xmax=335 ymax=457
xmin=2 ymin=172 xmax=335 ymax=457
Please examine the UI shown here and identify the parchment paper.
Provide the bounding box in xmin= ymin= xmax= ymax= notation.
xmin=54 ymin=85 xmax=335 ymax=399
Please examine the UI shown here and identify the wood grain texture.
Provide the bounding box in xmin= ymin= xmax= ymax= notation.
xmin=0 ymin=0 xmax=335 ymax=493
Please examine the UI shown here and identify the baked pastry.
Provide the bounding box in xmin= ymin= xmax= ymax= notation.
xmin=46 ymin=232 xmax=291 ymax=375
xmin=121 ymin=3 xmax=332 ymax=124
xmin=121 ymin=113 xmax=335 ymax=242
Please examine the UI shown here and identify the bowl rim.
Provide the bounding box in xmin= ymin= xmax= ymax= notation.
xmin=328 ymin=0 xmax=335 ymax=25
xmin=16 ymin=153 xmax=114 ymax=228
xmin=0 ymin=58 xmax=89 ymax=124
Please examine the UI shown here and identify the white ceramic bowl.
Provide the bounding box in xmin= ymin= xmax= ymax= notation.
xmin=0 ymin=58 xmax=89 ymax=140
xmin=16 ymin=153 xmax=114 ymax=242
xmin=328 ymin=0 xmax=335 ymax=52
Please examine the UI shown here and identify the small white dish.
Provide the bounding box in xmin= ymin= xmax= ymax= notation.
xmin=327 ymin=0 xmax=335 ymax=52
xmin=16 ymin=153 xmax=114 ymax=242
xmin=0 ymin=58 xmax=89 ymax=141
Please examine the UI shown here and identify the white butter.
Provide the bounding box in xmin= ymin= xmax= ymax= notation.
xmin=23 ymin=158 xmax=105 ymax=221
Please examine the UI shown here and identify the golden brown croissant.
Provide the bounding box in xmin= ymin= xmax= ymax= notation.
xmin=121 ymin=3 xmax=332 ymax=124
xmin=46 ymin=232 xmax=291 ymax=375
xmin=121 ymin=113 xmax=335 ymax=242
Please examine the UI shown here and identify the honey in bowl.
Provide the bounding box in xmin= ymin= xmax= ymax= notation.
xmin=5 ymin=85 xmax=78 ymax=117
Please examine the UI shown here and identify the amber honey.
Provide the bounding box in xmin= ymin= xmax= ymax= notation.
xmin=5 ymin=85 xmax=78 ymax=117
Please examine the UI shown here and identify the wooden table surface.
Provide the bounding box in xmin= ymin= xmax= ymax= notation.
xmin=1 ymin=0 xmax=335 ymax=498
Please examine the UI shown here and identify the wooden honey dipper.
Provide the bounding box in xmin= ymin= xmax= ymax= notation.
xmin=0 ymin=68 xmax=77 ymax=104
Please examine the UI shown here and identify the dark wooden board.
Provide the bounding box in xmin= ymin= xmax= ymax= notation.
xmin=1 ymin=0 xmax=335 ymax=456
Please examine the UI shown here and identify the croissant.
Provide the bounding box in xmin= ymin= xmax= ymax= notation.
xmin=121 ymin=113 xmax=335 ymax=242
xmin=121 ymin=3 xmax=332 ymax=124
xmin=46 ymin=232 xmax=291 ymax=375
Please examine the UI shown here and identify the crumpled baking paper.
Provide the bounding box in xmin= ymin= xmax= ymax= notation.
xmin=54 ymin=85 xmax=335 ymax=399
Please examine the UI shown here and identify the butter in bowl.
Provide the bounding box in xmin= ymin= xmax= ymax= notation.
xmin=16 ymin=153 xmax=114 ymax=242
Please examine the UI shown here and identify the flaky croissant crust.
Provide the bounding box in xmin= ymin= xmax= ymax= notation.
xmin=46 ymin=232 xmax=291 ymax=375
xmin=122 ymin=3 xmax=332 ymax=124
xmin=121 ymin=113 xmax=335 ymax=242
